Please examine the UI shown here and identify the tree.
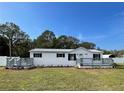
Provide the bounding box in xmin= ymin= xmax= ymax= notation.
xmin=54 ymin=35 xmax=79 ymax=49
xmin=67 ymin=36 xmax=80 ymax=48
xmin=54 ymin=35 xmax=68 ymax=48
xmin=102 ymin=50 xmax=112 ymax=54
xmin=79 ymin=42 xmax=96 ymax=49
xmin=0 ymin=22 xmax=30 ymax=57
xmin=14 ymin=39 xmax=33 ymax=57
xmin=0 ymin=36 xmax=9 ymax=56
xmin=35 ymin=30 xmax=56 ymax=48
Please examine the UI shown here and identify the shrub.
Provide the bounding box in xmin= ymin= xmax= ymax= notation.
xmin=112 ymin=63 xmax=118 ymax=68
xmin=37 ymin=65 xmax=45 ymax=68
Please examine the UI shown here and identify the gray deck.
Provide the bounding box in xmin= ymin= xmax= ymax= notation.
xmin=77 ymin=58 xmax=114 ymax=68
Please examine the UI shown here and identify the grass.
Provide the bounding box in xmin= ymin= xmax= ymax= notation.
xmin=115 ymin=63 xmax=124 ymax=69
xmin=0 ymin=67 xmax=124 ymax=91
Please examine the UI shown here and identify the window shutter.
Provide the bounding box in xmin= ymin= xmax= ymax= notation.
xmin=40 ymin=54 xmax=42 ymax=57
xmin=63 ymin=54 xmax=65 ymax=57
xmin=74 ymin=54 xmax=76 ymax=60
xmin=93 ymin=54 xmax=95 ymax=59
xmin=99 ymin=54 xmax=100 ymax=59
xmin=68 ymin=54 xmax=70 ymax=60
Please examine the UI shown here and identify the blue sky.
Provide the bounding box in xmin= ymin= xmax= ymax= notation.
xmin=0 ymin=2 xmax=124 ymax=50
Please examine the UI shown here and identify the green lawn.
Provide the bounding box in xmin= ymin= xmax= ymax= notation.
xmin=0 ymin=67 xmax=124 ymax=91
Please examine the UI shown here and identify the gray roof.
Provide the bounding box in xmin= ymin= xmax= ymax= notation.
xmin=29 ymin=48 xmax=74 ymax=53
xmin=88 ymin=49 xmax=103 ymax=53
xmin=29 ymin=48 xmax=103 ymax=53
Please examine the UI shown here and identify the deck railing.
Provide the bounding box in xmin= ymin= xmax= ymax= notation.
xmin=6 ymin=57 xmax=34 ymax=69
xmin=78 ymin=58 xmax=114 ymax=66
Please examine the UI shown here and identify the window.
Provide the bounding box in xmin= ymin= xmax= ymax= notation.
xmin=79 ymin=54 xmax=83 ymax=56
xmin=93 ymin=54 xmax=100 ymax=60
xmin=57 ymin=53 xmax=65 ymax=58
xmin=68 ymin=54 xmax=76 ymax=61
xmin=33 ymin=53 xmax=42 ymax=58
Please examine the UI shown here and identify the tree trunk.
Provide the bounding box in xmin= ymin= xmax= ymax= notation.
xmin=9 ymin=40 xmax=12 ymax=57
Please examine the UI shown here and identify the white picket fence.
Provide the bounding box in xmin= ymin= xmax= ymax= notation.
xmin=6 ymin=57 xmax=34 ymax=69
xmin=0 ymin=56 xmax=20 ymax=66
xmin=0 ymin=56 xmax=7 ymax=66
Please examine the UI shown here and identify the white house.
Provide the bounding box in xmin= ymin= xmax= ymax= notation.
xmin=0 ymin=47 xmax=114 ymax=68
xmin=29 ymin=47 xmax=107 ymax=68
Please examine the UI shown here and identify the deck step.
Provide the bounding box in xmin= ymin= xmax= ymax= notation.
xmin=79 ymin=66 xmax=113 ymax=68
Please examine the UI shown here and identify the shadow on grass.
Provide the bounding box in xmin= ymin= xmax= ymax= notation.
xmin=115 ymin=64 xmax=124 ymax=69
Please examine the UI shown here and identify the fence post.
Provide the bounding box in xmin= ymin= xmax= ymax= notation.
xmin=92 ymin=58 xmax=93 ymax=68
xmin=6 ymin=58 xmax=9 ymax=67
xmin=100 ymin=58 xmax=102 ymax=68
xmin=82 ymin=58 xmax=83 ymax=66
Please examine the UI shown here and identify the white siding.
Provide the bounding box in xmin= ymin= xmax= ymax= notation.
xmin=70 ymin=48 xmax=93 ymax=58
xmin=30 ymin=48 xmax=103 ymax=67
xmin=70 ymin=48 xmax=103 ymax=59
xmin=30 ymin=52 xmax=76 ymax=66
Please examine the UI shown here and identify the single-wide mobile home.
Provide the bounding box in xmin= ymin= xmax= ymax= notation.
xmin=29 ymin=47 xmax=113 ymax=68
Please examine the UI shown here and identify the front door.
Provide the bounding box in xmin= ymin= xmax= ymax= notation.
xmin=77 ymin=54 xmax=83 ymax=66
xmin=80 ymin=58 xmax=83 ymax=66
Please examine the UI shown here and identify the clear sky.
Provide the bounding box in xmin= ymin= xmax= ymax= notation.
xmin=0 ymin=2 xmax=124 ymax=50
